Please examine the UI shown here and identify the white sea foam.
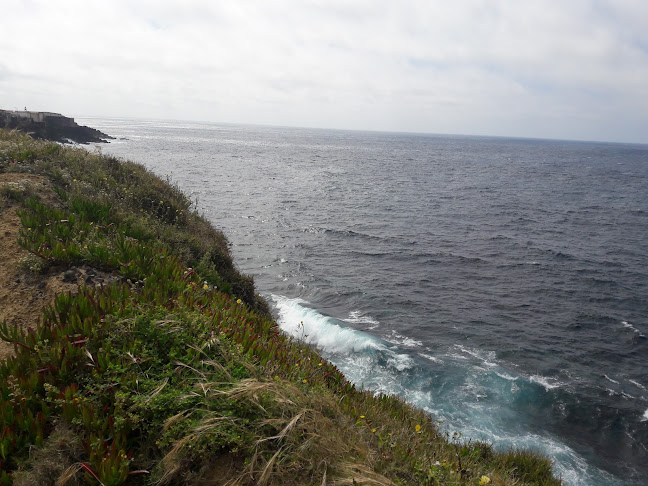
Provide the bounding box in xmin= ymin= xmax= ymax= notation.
xmin=271 ymin=295 xmax=412 ymax=375
xmin=621 ymin=321 xmax=645 ymax=336
xmin=452 ymin=344 xmax=497 ymax=367
xmin=343 ymin=310 xmax=380 ymax=329
xmin=271 ymin=299 xmax=612 ymax=485
xmin=529 ymin=374 xmax=562 ymax=391
xmin=272 ymin=295 xmax=384 ymax=354
xmin=387 ymin=354 xmax=414 ymax=372
xmin=418 ymin=353 xmax=443 ymax=364
xmin=494 ymin=371 xmax=518 ymax=381
xmin=642 ymin=409 xmax=648 ymax=422
xmin=629 ymin=379 xmax=647 ymax=391
xmin=604 ymin=375 xmax=620 ymax=384
xmin=385 ymin=330 xmax=423 ymax=348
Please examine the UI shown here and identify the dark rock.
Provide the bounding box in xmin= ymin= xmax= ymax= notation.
xmin=1 ymin=109 xmax=113 ymax=144
xmin=62 ymin=270 xmax=77 ymax=283
xmin=38 ymin=281 xmax=46 ymax=289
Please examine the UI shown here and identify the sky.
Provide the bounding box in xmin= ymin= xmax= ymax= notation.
xmin=1 ymin=0 xmax=648 ymax=143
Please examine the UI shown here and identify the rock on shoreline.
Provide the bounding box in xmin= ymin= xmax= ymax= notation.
xmin=1 ymin=109 xmax=113 ymax=144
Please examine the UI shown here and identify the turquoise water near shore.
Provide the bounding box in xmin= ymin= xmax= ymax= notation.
xmin=81 ymin=118 xmax=648 ymax=485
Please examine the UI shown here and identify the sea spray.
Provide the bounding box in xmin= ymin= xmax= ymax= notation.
xmin=272 ymin=295 xmax=624 ymax=485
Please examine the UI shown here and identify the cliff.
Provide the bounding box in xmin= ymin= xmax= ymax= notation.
xmin=1 ymin=110 xmax=113 ymax=144
xmin=0 ymin=129 xmax=561 ymax=485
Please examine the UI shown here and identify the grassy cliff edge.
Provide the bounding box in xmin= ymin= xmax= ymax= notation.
xmin=0 ymin=129 xmax=562 ymax=485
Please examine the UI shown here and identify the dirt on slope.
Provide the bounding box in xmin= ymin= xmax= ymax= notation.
xmin=0 ymin=172 xmax=114 ymax=360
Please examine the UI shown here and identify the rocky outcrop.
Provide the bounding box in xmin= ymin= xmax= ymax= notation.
xmin=1 ymin=109 xmax=113 ymax=144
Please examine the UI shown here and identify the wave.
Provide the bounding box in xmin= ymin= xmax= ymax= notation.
xmin=269 ymin=294 xmax=623 ymax=485
xmin=271 ymin=295 xmax=414 ymax=387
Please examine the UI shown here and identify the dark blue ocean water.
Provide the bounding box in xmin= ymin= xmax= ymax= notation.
xmin=81 ymin=118 xmax=648 ymax=485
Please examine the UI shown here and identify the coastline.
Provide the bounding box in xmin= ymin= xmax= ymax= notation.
xmin=0 ymin=128 xmax=562 ymax=485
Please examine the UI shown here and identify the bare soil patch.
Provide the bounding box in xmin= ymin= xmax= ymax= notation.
xmin=0 ymin=173 xmax=115 ymax=360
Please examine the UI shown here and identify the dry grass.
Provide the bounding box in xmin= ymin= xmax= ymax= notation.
xmin=12 ymin=425 xmax=83 ymax=486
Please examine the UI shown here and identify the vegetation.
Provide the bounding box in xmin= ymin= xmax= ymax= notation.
xmin=0 ymin=129 xmax=562 ymax=485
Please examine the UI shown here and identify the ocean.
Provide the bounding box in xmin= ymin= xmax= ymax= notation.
xmin=79 ymin=117 xmax=648 ymax=485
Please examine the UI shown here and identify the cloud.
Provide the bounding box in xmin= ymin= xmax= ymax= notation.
xmin=0 ymin=0 xmax=647 ymax=142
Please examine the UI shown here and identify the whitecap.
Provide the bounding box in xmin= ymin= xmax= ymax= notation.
xmin=271 ymin=295 xmax=411 ymax=362
xmin=385 ymin=330 xmax=423 ymax=348
xmin=622 ymin=321 xmax=642 ymax=334
xmin=529 ymin=374 xmax=561 ymax=391
xmin=642 ymin=409 xmax=648 ymax=422
xmin=495 ymin=371 xmax=518 ymax=381
xmin=418 ymin=353 xmax=443 ymax=364
xmin=604 ymin=375 xmax=620 ymax=384
xmin=629 ymin=379 xmax=647 ymax=391
xmin=387 ymin=353 xmax=414 ymax=372
xmin=343 ymin=310 xmax=380 ymax=329
xmin=454 ymin=344 xmax=496 ymax=361
xmin=272 ymin=295 xmax=384 ymax=353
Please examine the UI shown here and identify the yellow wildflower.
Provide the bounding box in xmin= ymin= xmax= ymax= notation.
xmin=318 ymin=362 xmax=323 ymax=366
xmin=302 ymin=379 xmax=307 ymax=384
xmin=371 ymin=428 xmax=376 ymax=433
xmin=360 ymin=415 xmax=365 ymax=419
xmin=479 ymin=476 xmax=491 ymax=485
xmin=203 ymin=284 xmax=209 ymax=290
xmin=236 ymin=298 xmax=242 ymax=304
xmin=415 ymin=424 xmax=421 ymax=433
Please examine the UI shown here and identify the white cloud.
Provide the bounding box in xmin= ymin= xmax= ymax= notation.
xmin=1 ymin=0 xmax=647 ymax=142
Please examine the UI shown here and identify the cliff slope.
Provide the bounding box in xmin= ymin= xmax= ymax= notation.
xmin=0 ymin=129 xmax=561 ymax=486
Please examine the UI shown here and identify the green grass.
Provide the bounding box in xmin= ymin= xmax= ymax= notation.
xmin=0 ymin=129 xmax=562 ymax=485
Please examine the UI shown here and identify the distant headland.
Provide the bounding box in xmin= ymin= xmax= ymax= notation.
xmin=0 ymin=109 xmax=112 ymax=144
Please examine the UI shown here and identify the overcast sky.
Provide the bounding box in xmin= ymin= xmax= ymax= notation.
xmin=1 ymin=1 xmax=647 ymax=143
